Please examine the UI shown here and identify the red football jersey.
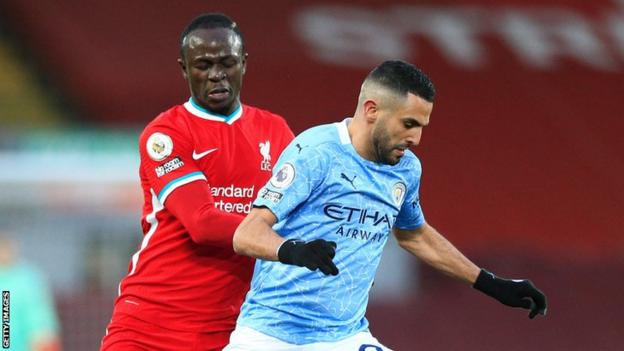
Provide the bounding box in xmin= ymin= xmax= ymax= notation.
xmin=111 ymin=100 xmax=294 ymax=333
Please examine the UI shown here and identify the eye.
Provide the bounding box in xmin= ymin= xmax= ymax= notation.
xmin=222 ymin=58 xmax=238 ymax=68
xmin=403 ymin=119 xmax=422 ymax=129
xmin=193 ymin=61 xmax=211 ymax=70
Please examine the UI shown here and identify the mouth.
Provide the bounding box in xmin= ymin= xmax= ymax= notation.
xmin=207 ymin=87 xmax=231 ymax=101
xmin=394 ymin=146 xmax=408 ymax=157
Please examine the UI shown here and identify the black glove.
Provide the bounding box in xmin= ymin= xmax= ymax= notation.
xmin=473 ymin=269 xmax=547 ymax=319
xmin=277 ymin=239 xmax=339 ymax=276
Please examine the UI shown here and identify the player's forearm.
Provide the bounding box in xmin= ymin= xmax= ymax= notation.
xmin=233 ymin=210 xmax=284 ymax=261
xmin=185 ymin=204 xmax=245 ymax=247
xmin=165 ymin=181 xmax=245 ymax=248
xmin=395 ymin=224 xmax=480 ymax=285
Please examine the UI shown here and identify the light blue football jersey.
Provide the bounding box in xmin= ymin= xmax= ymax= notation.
xmin=237 ymin=118 xmax=425 ymax=344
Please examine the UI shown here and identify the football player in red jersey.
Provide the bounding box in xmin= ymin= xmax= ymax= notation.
xmin=101 ymin=13 xmax=294 ymax=351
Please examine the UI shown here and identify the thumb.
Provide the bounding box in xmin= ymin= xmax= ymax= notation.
xmin=327 ymin=241 xmax=337 ymax=258
xmin=521 ymin=298 xmax=539 ymax=319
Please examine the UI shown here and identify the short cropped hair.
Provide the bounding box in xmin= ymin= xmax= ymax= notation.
xmin=365 ymin=60 xmax=435 ymax=102
xmin=179 ymin=13 xmax=245 ymax=57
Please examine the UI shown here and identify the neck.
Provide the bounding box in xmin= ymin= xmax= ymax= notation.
xmin=347 ymin=115 xmax=376 ymax=162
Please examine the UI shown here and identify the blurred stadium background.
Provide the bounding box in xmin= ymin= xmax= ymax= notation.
xmin=1 ymin=0 xmax=623 ymax=350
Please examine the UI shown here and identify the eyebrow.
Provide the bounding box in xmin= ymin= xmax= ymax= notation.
xmin=191 ymin=54 xmax=238 ymax=62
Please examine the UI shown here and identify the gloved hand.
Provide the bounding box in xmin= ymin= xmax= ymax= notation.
xmin=473 ymin=269 xmax=547 ymax=319
xmin=277 ymin=239 xmax=339 ymax=276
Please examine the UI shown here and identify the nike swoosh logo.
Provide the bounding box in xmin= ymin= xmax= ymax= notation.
xmin=192 ymin=148 xmax=218 ymax=160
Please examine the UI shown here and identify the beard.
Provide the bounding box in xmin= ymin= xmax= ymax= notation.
xmin=372 ymin=122 xmax=402 ymax=165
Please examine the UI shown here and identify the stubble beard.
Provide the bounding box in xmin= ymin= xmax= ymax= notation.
xmin=372 ymin=124 xmax=400 ymax=166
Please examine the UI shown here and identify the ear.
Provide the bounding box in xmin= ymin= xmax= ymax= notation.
xmin=241 ymin=52 xmax=248 ymax=75
xmin=177 ymin=58 xmax=188 ymax=80
xmin=362 ymin=99 xmax=379 ymax=123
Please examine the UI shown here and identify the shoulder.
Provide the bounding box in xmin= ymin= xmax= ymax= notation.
xmin=398 ymin=150 xmax=423 ymax=177
xmin=295 ymin=122 xmax=341 ymax=149
xmin=139 ymin=105 xmax=189 ymax=142
xmin=276 ymin=123 xmax=340 ymax=169
xmin=403 ymin=150 xmax=422 ymax=167
xmin=138 ymin=105 xmax=193 ymax=161
xmin=244 ymin=105 xmax=288 ymax=125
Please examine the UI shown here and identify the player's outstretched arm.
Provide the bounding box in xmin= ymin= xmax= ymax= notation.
xmin=393 ymin=223 xmax=480 ymax=284
xmin=233 ymin=207 xmax=339 ymax=275
xmin=393 ymin=223 xmax=547 ymax=318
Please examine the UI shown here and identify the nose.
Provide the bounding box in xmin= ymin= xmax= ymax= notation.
xmin=405 ymin=129 xmax=422 ymax=147
xmin=208 ymin=67 xmax=226 ymax=81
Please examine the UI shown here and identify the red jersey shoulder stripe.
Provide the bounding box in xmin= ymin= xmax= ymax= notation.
xmin=157 ymin=171 xmax=207 ymax=204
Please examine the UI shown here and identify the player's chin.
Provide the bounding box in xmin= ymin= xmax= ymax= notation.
xmin=383 ymin=154 xmax=401 ymax=165
xmin=388 ymin=149 xmax=405 ymax=164
xmin=203 ymin=98 xmax=234 ymax=114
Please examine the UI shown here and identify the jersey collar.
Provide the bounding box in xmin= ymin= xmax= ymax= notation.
xmin=336 ymin=117 xmax=403 ymax=168
xmin=336 ymin=118 xmax=352 ymax=145
xmin=183 ymin=97 xmax=244 ymax=124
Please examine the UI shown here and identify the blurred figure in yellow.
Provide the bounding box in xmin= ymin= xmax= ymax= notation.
xmin=0 ymin=233 xmax=61 ymax=351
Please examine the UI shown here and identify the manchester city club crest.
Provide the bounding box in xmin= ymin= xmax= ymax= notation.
xmin=392 ymin=182 xmax=407 ymax=206
xmin=146 ymin=132 xmax=173 ymax=161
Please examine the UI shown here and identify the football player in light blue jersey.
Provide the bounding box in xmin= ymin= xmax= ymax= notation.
xmin=225 ymin=60 xmax=547 ymax=351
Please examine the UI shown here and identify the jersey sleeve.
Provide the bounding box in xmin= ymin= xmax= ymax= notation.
xmin=253 ymin=141 xmax=328 ymax=222
xmin=394 ymin=165 xmax=426 ymax=230
xmin=139 ymin=122 xmax=206 ymax=205
xmin=165 ymin=180 xmax=244 ymax=247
